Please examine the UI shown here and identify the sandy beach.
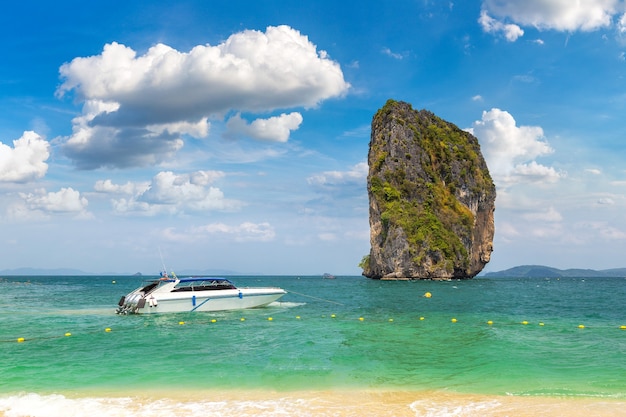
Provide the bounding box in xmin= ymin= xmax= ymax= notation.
xmin=3 ymin=389 xmax=625 ymax=417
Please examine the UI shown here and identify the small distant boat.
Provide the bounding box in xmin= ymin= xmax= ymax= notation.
xmin=322 ymin=273 xmax=336 ymax=279
xmin=116 ymin=274 xmax=286 ymax=314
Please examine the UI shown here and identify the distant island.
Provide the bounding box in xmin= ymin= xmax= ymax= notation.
xmin=0 ymin=267 xmax=247 ymax=276
xmin=483 ymin=265 xmax=626 ymax=278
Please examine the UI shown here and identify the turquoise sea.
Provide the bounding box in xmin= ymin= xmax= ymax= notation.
xmin=1 ymin=274 xmax=626 ymax=416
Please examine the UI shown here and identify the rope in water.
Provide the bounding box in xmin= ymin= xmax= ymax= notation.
xmin=284 ymin=289 xmax=345 ymax=305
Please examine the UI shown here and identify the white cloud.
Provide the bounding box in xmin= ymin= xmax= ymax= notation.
xmin=597 ymin=197 xmax=615 ymax=205
xmin=381 ymin=47 xmax=405 ymax=59
xmin=224 ymin=112 xmax=303 ymax=142
xmin=307 ymin=162 xmax=368 ymax=188
xmin=509 ymin=161 xmax=562 ymax=184
xmin=478 ymin=10 xmax=524 ymax=42
xmin=575 ymin=221 xmax=626 ymax=240
xmin=481 ymin=0 xmax=621 ymax=41
xmin=147 ymin=118 xmax=210 ymax=139
xmin=318 ymin=232 xmax=337 ymax=241
xmin=56 ymin=25 xmax=350 ymax=169
xmin=522 ymin=206 xmax=563 ymax=222
xmin=102 ymin=170 xmax=239 ymax=215
xmin=585 ymin=168 xmax=602 ymax=175
xmin=472 ymin=95 xmax=484 ymax=102
xmin=0 ymin=131 xmax=50 ymax=183
xmin=94 ymin=179 xmax=149 ymax=195
xmin=468 ymin=108 xmax=563 ymax=187
xmin=619 ymin=12 xmax=626 ymax=37
xmin=19 ymin=187 xmax=89 ymax=215
xmin=193 ymin=221 xmax=276 ymax=242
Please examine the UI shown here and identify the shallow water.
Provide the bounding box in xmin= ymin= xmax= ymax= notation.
xmin=1 ymin=275 xmax=626 ymax=416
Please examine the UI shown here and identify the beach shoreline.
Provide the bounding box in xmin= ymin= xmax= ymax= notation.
xmin=2 ymin=388 xmax=625 ymax=417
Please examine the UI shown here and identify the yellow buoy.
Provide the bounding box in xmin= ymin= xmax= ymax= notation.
xmin=419 ymin=316 xmax=425 ymax=321
xmin=487 ymin=320 xmax=493 ymax=325
xmin=388 ymin=318 xmax=394 ymax=322
xmin=620 ymin=325 xmax=626 ymax=330
xmin=178 ymin=321 xmax=185 ymax=325
xmin=240 ymin=318 xmax=246 ymax=322
xmin=105 ymin=328 xmax=112 ymax=332
xmin=521 ymin=321 xmax=529 ymax=325
xmin=268 ymin=317 xmax=273 ymax=321
xmin=424 ymin=292 xmax=432 ymax=298
xmin=17 ymin=337 xmax=25 ymax=343
xmin=359 ymin=317 xmax=364 ymax=321
xmin=211 ymin=319 xmax=217 ymax=323
xmin=451 ymin=318 xmax=457 ymax=323
xmin=578 ymin=324 xmax=585 ymax=329
xmin=539 ymin=322 xmax=545 ymax=326
xmin=295 ymin=316 xmax=301 ymax=320
xmin=65 ymin=332 xmax=72 ymax=337
xmin=331 ymin=314 xmax=336 ymax=318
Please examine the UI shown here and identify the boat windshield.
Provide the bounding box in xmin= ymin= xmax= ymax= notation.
xmin=140 ymin=280 xmax=162 ymax=294
xmin=172 ymin=278 xmax=236 ymax=292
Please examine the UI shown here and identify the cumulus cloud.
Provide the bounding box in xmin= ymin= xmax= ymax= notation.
xmin=468 ymin=108 xmax=563 ymax=187
xmin=0 ymin=131 xmax=50 ymax=183
xmin=56 ymin=25 xmax=350 ymax=169
xmin=480 ymin=0 xmax=621 ymax=41
xmin=97 ymin=170 xmax=239 ymax=215
xmin=224 ymin=112 xmax=303 ymax=142
xmin=19 ymin=187 xmax=89 ymax=216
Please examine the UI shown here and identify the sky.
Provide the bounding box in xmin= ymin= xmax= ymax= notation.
xmin=2 ymin=0 xmax=626 ymax=275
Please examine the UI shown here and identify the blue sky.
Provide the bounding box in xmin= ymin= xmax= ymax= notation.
xmin=2 ymin=0 xmax=626 ymax=275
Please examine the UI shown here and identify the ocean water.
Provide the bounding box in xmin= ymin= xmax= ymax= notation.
xmin=1 ymin=275 xmax=626 ymax=416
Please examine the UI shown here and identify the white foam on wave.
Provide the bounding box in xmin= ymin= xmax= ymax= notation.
xmin=409 ymin=398 xmax=501 ymax=417
xmin=271 ymin=301 xmax=306 ymax=308
xmin=0 ymin=393 xmax=317 ymax=417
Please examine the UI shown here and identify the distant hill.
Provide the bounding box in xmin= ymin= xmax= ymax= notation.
xmin=0 ymin=267 xmax=95 ymax=276
xmin=483 ymin=265 xmax=626 ymax=278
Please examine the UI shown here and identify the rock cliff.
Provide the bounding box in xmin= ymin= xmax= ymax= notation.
xmin=361 ymin=100 xmax=495 ymax=280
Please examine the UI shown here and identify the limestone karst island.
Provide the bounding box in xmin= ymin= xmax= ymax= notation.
xmin=360 ymin=100 xmax=496 ymax=280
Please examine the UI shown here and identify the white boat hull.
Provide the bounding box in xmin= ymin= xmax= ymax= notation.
xmin=140 ymin=288 xmax=285 ymax=314
xmin=117 ymin=278 xmax=286 ymax=314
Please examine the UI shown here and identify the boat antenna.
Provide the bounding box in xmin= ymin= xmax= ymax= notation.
xmin=159 ymin=246 xmax=168 ymax=278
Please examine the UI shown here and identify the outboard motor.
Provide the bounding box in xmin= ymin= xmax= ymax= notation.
xmin=116 ymin=292 xmax=145 ymax=314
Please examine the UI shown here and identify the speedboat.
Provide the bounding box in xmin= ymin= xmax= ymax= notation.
xmin=116 ymin=274 xmax=286 ymax=314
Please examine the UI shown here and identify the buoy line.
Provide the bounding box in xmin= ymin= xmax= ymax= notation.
xmin=4 ymin=314 xmax=626 ymax=343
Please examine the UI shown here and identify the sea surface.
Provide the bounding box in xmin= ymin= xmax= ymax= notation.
xmin=1 ymin=274 xmax=626 ymax=416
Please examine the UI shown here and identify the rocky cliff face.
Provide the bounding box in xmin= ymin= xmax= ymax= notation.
xmin=362 ymin=100 xmax=495 ymax=280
